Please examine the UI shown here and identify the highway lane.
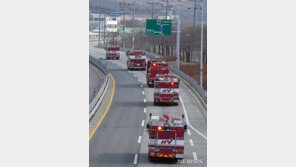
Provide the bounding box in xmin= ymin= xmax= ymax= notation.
xmin=89 ymin=65 xmax=102 ymax=104
xmin=89 ymin=59 xmax=146 ymax=167
xmin=89 ymin=44 xmax=207 ymax=167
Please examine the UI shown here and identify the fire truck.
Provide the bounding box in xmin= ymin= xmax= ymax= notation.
xmin=146 ymin=58 xmax=169 ymax=87
xmin=154 ymin=74 xmax=180 ymax=106
xmin=126 ymin=50 xmax=146 ymax=70
xmin=146 ymin=113 xmax=187 ymax=161
xmin=105 ymin=46 xmax=120 ymax=59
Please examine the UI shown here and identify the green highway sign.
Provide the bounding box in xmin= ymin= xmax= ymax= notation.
xmin=146 ymin=19 xmax=172 ymax=36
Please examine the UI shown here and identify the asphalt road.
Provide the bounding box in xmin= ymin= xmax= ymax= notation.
xmin=89 ymin=43 xmax=207 ymax=167
xmin=89 ymin=65 xmax=102 ymax=104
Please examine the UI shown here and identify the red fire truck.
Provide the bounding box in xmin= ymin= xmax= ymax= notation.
xmin=146 ymin=58 xmax=169 ymax=87
xmin=154 ymin=74 xmax=180 ymax=106
xmin=146 ymin=114 xmax=187 ymax=161
xmin=106 ymin=46 xmax=120 ymax=59
xmin=126 ymin=50 xmax=146 ymax=70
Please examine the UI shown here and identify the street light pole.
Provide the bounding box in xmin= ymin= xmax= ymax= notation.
xmin=98 ymin=13 xmax=101 ymax=46
xmin=193 ymin=3 xmax=196 ymax=29
xmin=200 ymin=1 xmax=204 ymax=89
xmin=176 ymin=6 xmax=180 ymax=70
xmin=103 ymin=13 xmax=106 ymax=46
xmin=151 ymin=0 xmax=154 ymax=19
xmin=166 ymin=0 xmax=168 ymax=19
xmin=132 ymin=0 xmax=135 ymax=50
xmin=123 ymin=0 xmax=126 ymax=48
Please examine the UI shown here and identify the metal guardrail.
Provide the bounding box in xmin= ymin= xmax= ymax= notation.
xmin=97 ymin=46 xmax=207 ymax=104
xmin=89 ymin=55 xmax=109 ymax=120
xmin=124 ymin=48 xmax=207 ymax=104
xmin=168 ymin=66 xmax=207 ymax=103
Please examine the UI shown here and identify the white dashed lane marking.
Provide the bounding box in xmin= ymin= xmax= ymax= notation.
xmin=189 ymin=139 xmax=194 ymax=146
xmin=193 ymin=152 xmax=197 ymax=161
xmin=188 ymin=129 xmax=191 ymax=136
xmin=133 ymin=154 xmax=138 ymax=165
xmin=137 ymin=136 xmax=142 ymax=143
xmin=141 ymin=120 xmax=145 ymax=127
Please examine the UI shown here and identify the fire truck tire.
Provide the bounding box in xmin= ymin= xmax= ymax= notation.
xmin=148 ymin=157 xmax=155 ymax=161
xmin=147 ymin=82 xmax=153 ymax=88
xmin=154 ymin=102 xmax=158 ymax=106
xmin=174 ymin=102 xmax=179 ymax=106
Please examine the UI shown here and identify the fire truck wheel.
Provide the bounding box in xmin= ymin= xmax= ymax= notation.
xmin=148 ymin=157 xmax=154 ymax=161
xmin=174 ymin=102 xmax=179 ymax=106
xmin=154 ymin=102 xmax=158 ymax=106
xmin=147 ymin=82 xmax=152 ymax=88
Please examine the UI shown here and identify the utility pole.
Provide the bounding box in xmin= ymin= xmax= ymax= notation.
xmin=200 ymin=1 xmax=204 ymax=89
xmin=165 ymin=0 xmax=168 ymax=19
xmin=176 ymin=6 xmax=180 ymax=70
xmin=132 ymin=0 xmax=135 ymax=50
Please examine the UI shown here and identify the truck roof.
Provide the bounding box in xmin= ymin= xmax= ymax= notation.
xmin=149 ymin=114 xmax=185 ymax=128
xmin=155 ymin=74 xmax=179 ymax=82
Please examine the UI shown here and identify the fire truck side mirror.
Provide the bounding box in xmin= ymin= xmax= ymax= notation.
xmin=182 ymin=114 xmax=184 ymax=119
xmin=149 ymin=113 xmax=152 ymax=120
xmin=146 ymin=123 xmax=150 ymax=129
xmin=184 ymin=124 xmax=187 ymax=132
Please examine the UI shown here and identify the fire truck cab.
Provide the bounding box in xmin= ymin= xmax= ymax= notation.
xmin=146 ymin=58 xmax=169 ymax=87
xmin=154 ymin=74 xmax=179 ymax=106
xmin=146 ymin=114 xmax=187 ymax=162
xmin=126 ymin=50 xmax=146 ymax=70
xmin=106 ymin=46 xmax=120 ymax=59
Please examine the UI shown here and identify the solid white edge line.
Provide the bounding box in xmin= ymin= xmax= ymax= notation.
xmin=144 ymin=108 xmax=146 ymax=113
xmin=133 ymin=154 xmax=138 ymax=165
xmin=138 ymin=136 xmax=142 ymax=143
xmin=189 ymin=139 xmax=194 ymax=146
xmin=141 ymin=120 xmax=145 ymax=127
xmin=193 ymin=152 xmax=197 ymax=161
xmin=180 ymin=95 xmax=207 ymax=140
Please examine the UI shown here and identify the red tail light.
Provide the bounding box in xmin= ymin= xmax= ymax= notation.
xmin=171 ymin=82 xmax=175 ymax=86
xmin=152 ymin=63 xmax=157 ymax=67
xmin=157 ymin=126 xmax=163 ymax=131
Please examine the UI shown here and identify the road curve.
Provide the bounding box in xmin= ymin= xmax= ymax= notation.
xmin=89 ymin=44 xmax=207 ymax=167
xmin=89 ymin=65 xmax=102 ymax=104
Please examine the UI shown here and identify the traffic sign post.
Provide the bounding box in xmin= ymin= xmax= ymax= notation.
xmin=146 ymin=19 xmax=172 ymax=36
